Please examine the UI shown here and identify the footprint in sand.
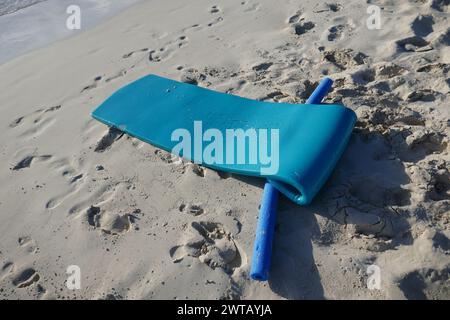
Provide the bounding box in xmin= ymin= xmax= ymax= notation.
xmin=350 ymin=67 xmax=376 ymax=85
xmin=376 ymin=63 xmax=407 ymax=78
xmin=105 ymin=70 xmax=127 ymax=83
xmin=86 ymin=205 xmax=132 ymax=235
xmin=293 ymin=21 xmax=315 ymax=35
xmin=395 ymin=36 xmax=432 ymax=53
xmin=405 ymin=89 xmax=440 ymax=102
xmin=404 ymin=129 xmax=447 ymax=157
xmin=181 ymin=23 xmax=202 ymax=33
xmin=12 ymin=155 xmax=34 ymax=170
xmin=384 ymin=125 xmax=448 ymax=163
xmin=0 ymin=261 xmax=15 ymax=281
xmin=287 ymin=10 xmax=315 ymax=35
xmin=287 ymin=11 xmax=301 ymax=24
xmin=45 ymin=185 xmax=79 ymax=210
xmin=327 ymin=24 xmax=351 ymax=42
xmin=81 ymin=75 xmax=103 ymax=92
xmin=59 ymin=175 xmax=139 ymax=230
xmin=323 ymin=48 xmax=368 ymax=70
xmin=67 ymin=182 xmax=116 ymax=215
xmin=148 ymin=35 xmax=190 ymax=63
xmin=430 ymin=0 xmax=449 ymax=12
xmin=9 ymin=105 xmax=61 ymax=140
xmin=152 ymin=149 xmax=184 ymax=169
xmin=9 ymin=105 xmax=61 ymax=129
xmin=313 ymin=2 xmax=342 ymax=13
xmin=252 ymin=62 xmax=273 ymax=73
xmin=9 ymin=116 xmax=24 ymax=128
xmin=207 ymin=17 xmax=224 ymax=28
xmin=18 ymin=236 xmax=38 ymax=254
xmin=210 ymin=5 xmax=220 ymax=14
xmin=398 ymin=267 xmax=450 ymax=300
xmin=170 ymin=221 xmax=244 ymax=274
xmin=12 ymin=268 xmax=40 ymax=288
xmin=45 ymin=157 xmax=85 ymax=210
xmin=394 ymin=230 xmax=450 ymax=295
xmin=426 ymin=170 xmax=450 ymax=201
xmin=417 ymin=63 xmax=450 ymax=76
xmin=178 ymin=202 xmax=205 ymax=216
xmin=327 ymin=24 xmax=346 ymax=41
xmin=179 ymin=68 xmax=207 ymax=86
xmin=81 ymin=71 xmax=127 ymax=92
xmin=122 ymin=48 xmax=149 ymax=59
xmin=21 ymin=117 xmax=56 ymax=139
xmin=11 ymin=154 xmax=52 ymax=171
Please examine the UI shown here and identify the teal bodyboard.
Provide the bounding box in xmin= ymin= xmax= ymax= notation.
xmin=92 ymin=74 xmax=356 ymax=205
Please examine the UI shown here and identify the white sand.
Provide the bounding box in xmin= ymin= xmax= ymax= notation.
xmin=0 ymin=0 xmax=449 ymax=300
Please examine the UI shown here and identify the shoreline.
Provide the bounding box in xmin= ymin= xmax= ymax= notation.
xmin=0 ymin=0 xmax=144 ymax=65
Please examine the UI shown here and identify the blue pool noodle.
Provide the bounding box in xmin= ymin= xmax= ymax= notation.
xmin=250 ymin=77 xmax=334 ymax=281
xmin=306 ymin=77 xmax=334 ymax=106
